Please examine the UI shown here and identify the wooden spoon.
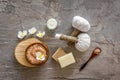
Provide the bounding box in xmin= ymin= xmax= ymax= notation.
xmin=79 ymin=47 xmax=102 ymax=71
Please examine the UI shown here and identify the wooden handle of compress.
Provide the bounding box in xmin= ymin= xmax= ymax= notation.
xmin=67 ymin=28 xmax=80 ymax=45
xmin=60 ymin=34 xmax=78 ymax=43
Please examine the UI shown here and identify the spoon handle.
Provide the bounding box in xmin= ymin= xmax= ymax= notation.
xmin=79 ymin=60 xmax=89 ymax=71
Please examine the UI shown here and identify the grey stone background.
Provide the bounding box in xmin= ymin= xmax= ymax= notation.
xmin=0 ymin=0 xmax=120 ymax=80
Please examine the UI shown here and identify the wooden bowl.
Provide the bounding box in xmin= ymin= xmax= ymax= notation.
xmin=14 ymin=38 xmax=49 ymax=67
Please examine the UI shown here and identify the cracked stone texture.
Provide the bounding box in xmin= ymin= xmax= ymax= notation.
xmin=0 ymin=0 xmax=120 ymax=80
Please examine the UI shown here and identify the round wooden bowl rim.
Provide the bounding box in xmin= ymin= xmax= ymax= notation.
xmin=14 ymin=38 xmax=49 ymax=67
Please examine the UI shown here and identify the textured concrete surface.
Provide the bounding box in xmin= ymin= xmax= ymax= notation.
xmin=0 ymin=0 xmax=120 ymax=80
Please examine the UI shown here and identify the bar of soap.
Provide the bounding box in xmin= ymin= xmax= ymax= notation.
xmin=52 ymin=48 xmax=66 ymax=61
xmin=58 ymin=52 xmax=76 ymax=68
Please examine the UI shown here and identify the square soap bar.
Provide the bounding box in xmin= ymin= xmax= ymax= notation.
xmin=58 ymin=52 xmax=76 ymax=68
xmin=52 ymin=48 xmax=66 ymax=61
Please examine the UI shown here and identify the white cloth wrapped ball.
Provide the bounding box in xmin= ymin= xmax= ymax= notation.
xmin=72 ymin=16 xmax=90 ymax=32
xmin=75 ymin=33 xmax=91 ymax=52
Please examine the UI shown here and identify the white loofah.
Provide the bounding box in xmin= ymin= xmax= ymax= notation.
xmin=72 ymin=16 xmax=90 ymax=32
xmin=75 ymin=33 xmax=91 ymax=52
